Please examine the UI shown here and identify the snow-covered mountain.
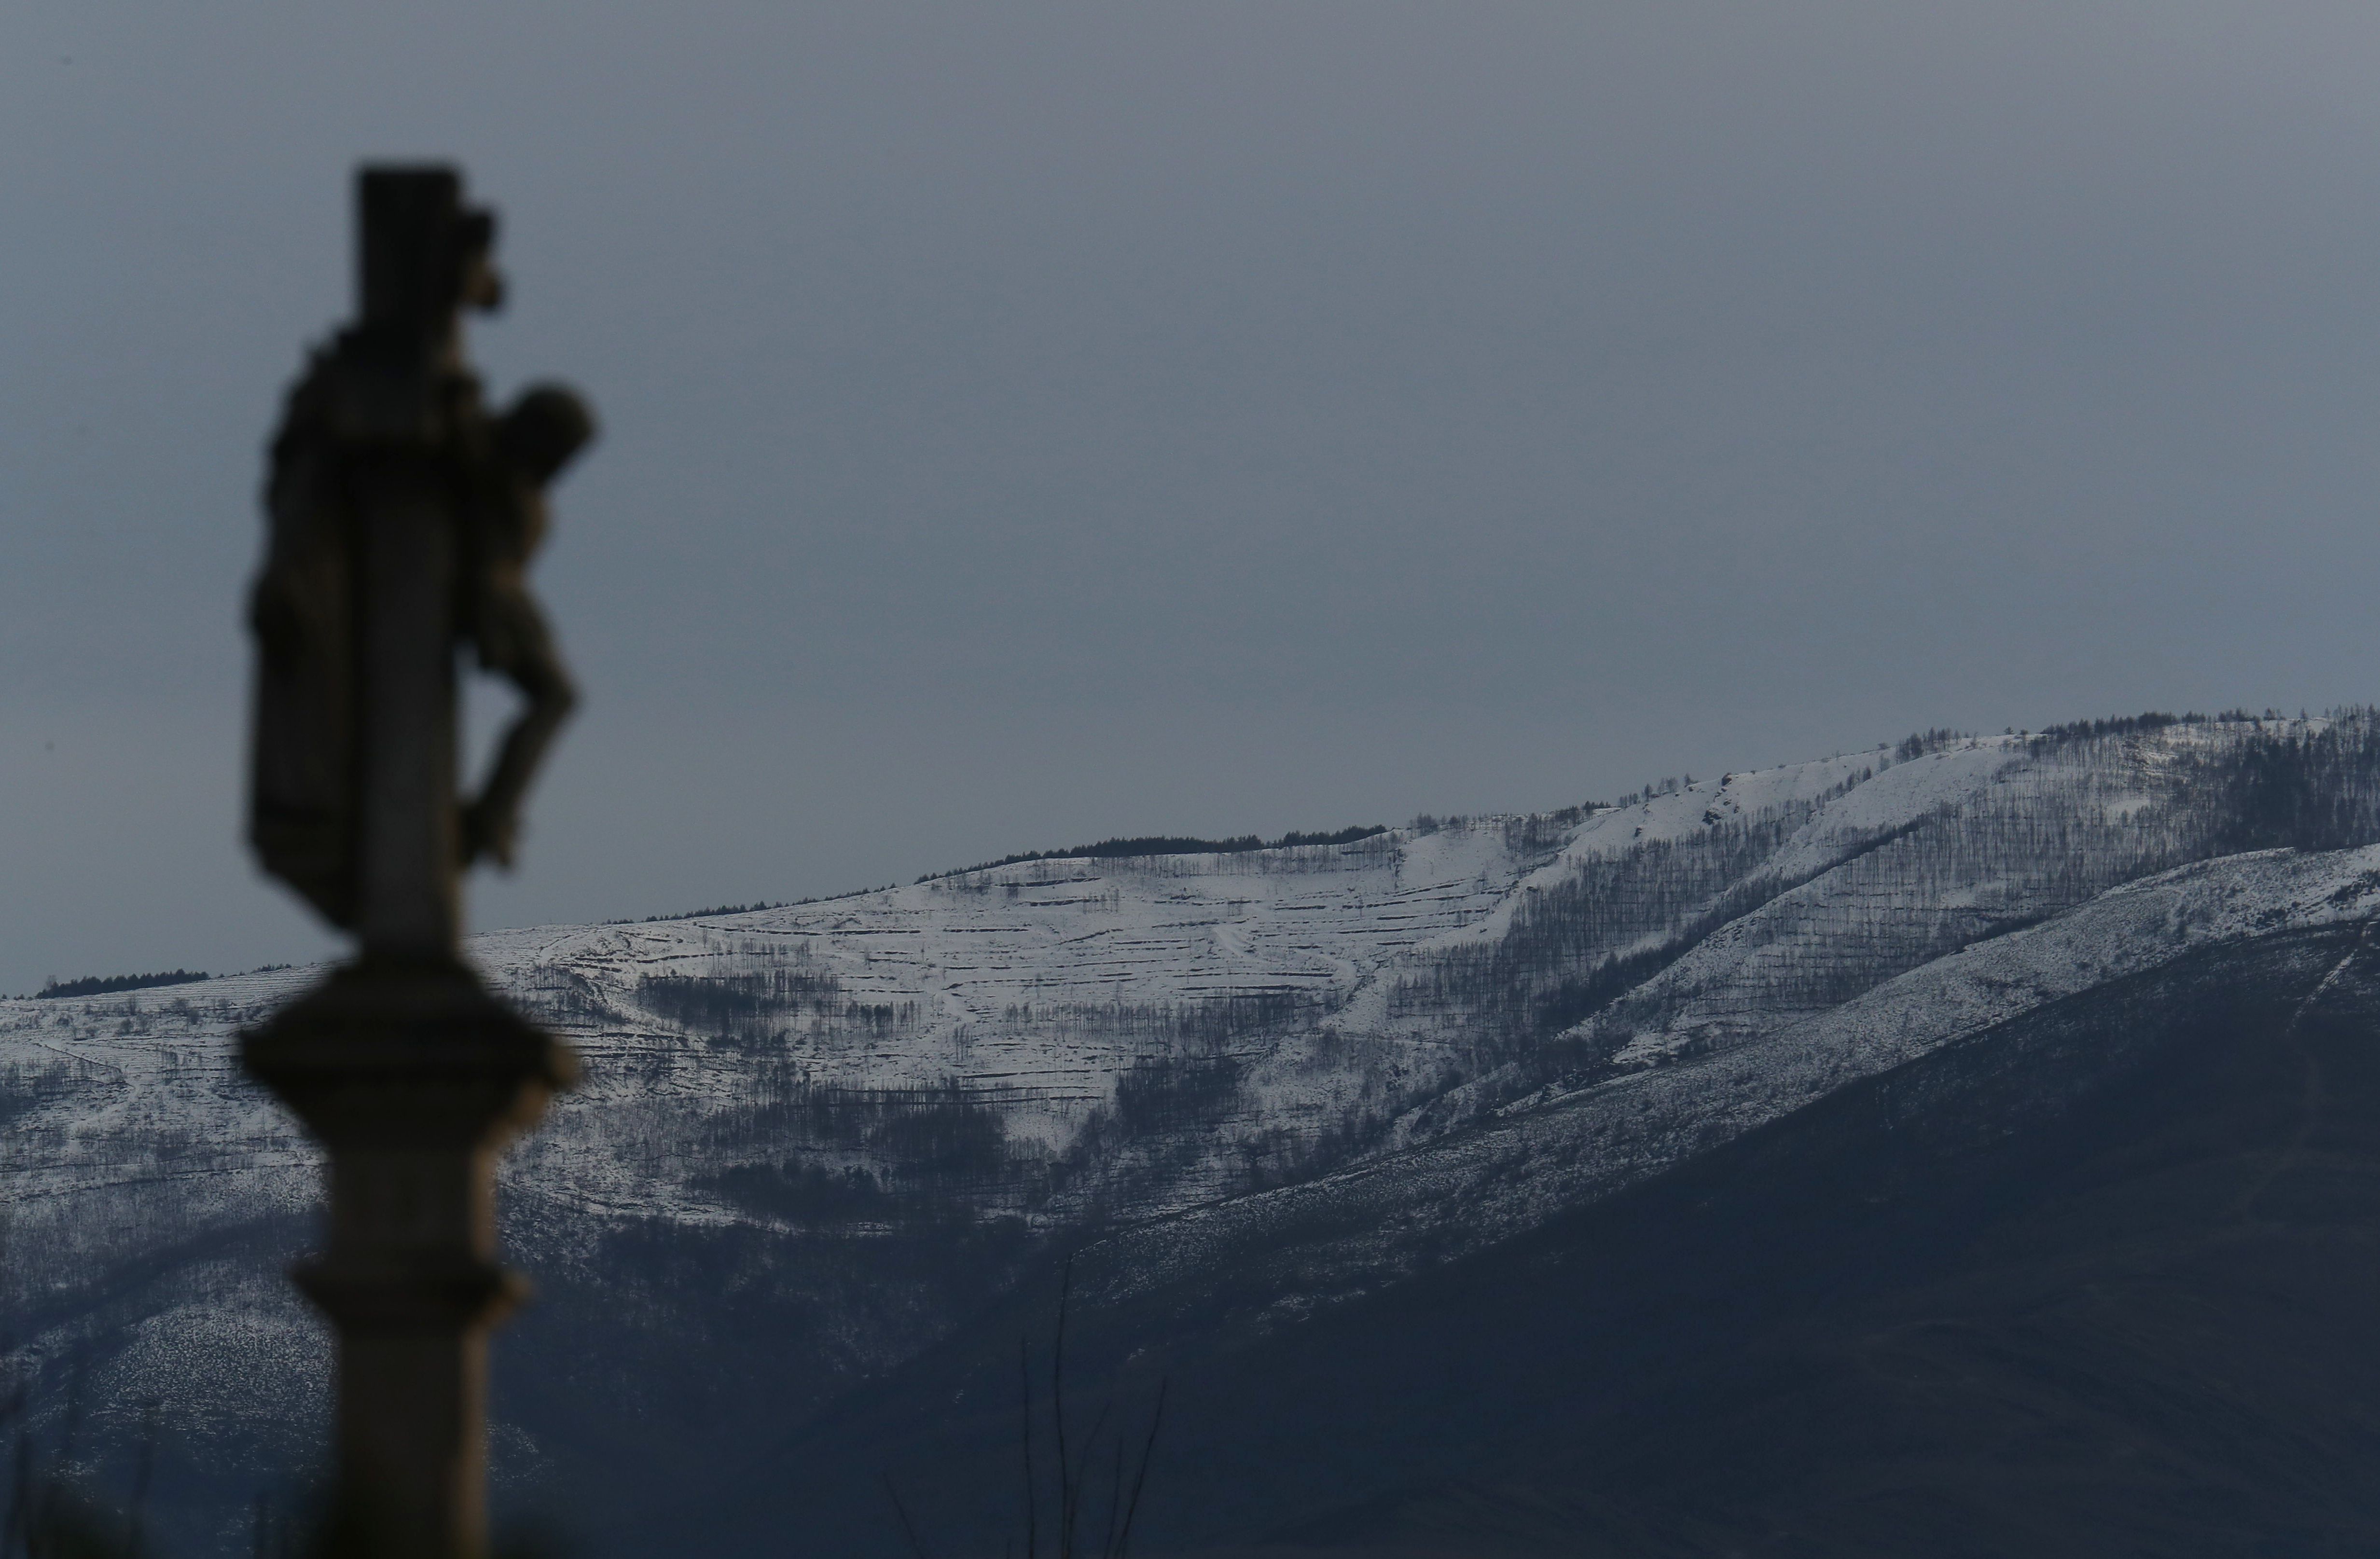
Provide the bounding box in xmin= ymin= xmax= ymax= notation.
xmin=10 ymin=711 xmax=2380 ymax=1552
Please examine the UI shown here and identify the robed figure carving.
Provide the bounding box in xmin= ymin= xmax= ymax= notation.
xmin=249 ymin=171 xmax=586 ymax=930
xmin=241 ymin=166 xmax=591 ymax=1559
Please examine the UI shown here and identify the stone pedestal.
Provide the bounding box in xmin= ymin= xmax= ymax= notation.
xmin=243 ymin=957 xmax=576 ymax=1559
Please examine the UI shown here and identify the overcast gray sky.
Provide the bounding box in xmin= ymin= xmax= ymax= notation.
xmin=3 ymin=2 xmax=2378 ymax=993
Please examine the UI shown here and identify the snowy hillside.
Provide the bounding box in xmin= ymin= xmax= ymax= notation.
xmin=1074 ymin=839 xmax=2380 ymax=1318
xmin=10 ymin=711 xmax=2380 ymax=1547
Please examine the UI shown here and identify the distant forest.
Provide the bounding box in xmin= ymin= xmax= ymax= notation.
xmin=919 ymin=824 xmax=1388 ymax=882
xmin=34 ymin=969 xmax=208 ymax=1000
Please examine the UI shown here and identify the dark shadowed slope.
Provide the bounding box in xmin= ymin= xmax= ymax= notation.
xmin=665 ymin=921 xmax=2380 ymax=1559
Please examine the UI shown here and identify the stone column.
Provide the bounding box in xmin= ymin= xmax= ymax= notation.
xmin=241 ymin=166 xmax=584 ymax=1559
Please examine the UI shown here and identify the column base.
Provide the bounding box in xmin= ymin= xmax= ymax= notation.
xmin=241 ymin=953 xmax=575 ymax=1559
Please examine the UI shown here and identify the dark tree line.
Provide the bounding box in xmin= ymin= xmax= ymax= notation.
xmin=31 ymin=971 xmax=208 ymax=1000
xmin=920 ymin=826 xmax=1390 ymax=883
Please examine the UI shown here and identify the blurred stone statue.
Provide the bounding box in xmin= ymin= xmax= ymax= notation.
xmin=248 ymin=172 xmax=588 ymax=931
